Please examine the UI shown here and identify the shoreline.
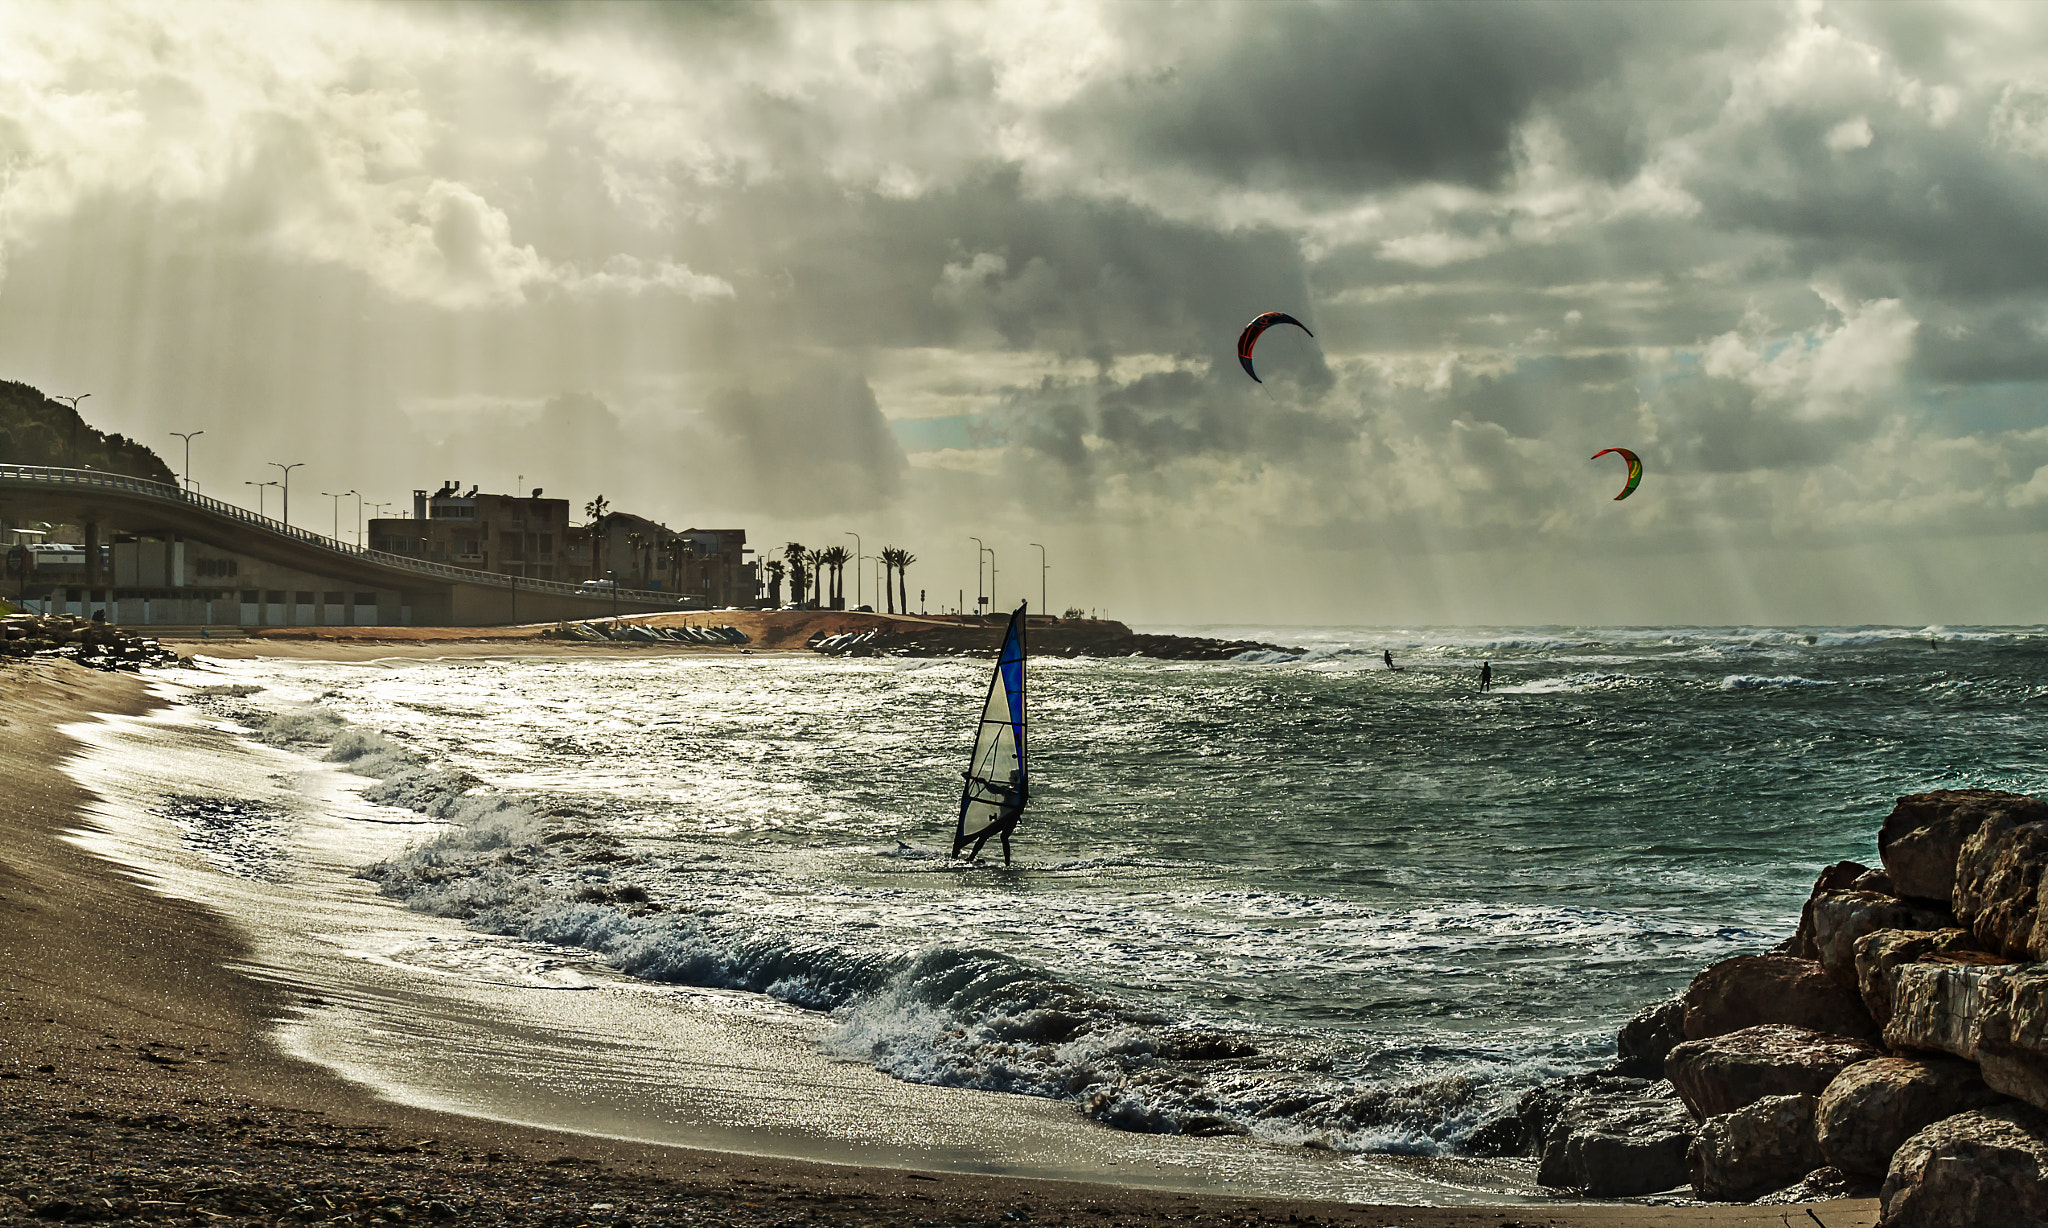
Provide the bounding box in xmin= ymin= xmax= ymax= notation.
xmin=0 ymin=657 xmax=1878 ymax=1227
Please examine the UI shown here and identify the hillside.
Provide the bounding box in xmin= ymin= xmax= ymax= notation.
xmin=0 ymin=380 xmax=178 ymax=484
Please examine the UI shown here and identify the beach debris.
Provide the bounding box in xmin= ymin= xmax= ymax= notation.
xmin=0 ymin=613 xmax=182 ymax=671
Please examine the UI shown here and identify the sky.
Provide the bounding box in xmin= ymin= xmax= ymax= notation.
xmin=6 ymin=0 xmax=2048 ymax=626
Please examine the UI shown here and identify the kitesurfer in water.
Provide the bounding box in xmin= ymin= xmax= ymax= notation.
xmin=1480 ymin=661 xmax=1493 ymax=691
xmin=1383 ymin=649 xmax=1394 ymax=669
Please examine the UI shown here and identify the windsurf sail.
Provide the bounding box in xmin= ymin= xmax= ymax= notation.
xmin=953 ymin=602 xmax=1028 ymax=861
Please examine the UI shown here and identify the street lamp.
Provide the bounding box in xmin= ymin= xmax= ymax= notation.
xmin=969 ymin=536 xmax=985 ymax=615
xmin=1030 ymin=542 xmax=1048 ymax=615
xmin=269 ymin=461 xmax=304 ymax=525
xmin=986 ymin=545 xmax=998 ymax=615
xmin=321 ymin=490 xmax=357 ymax=540
xmin=244 ymin=480 xmax=279 ymax=517
xmin=170 ymin=431 xmax=203 ymax=492
xmin=844 ymin=531 xmax=862 ymax=610
xmin=351 ymin=491 xmax=364 ymax=545
xmin=56 ymin=394 xmax=89 ymax=466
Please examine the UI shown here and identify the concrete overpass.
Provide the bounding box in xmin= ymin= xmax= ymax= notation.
xmin=0 ymin=464 xmax=697 ymax=626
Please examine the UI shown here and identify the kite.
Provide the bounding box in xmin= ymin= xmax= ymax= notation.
xmin=1237 ymin=312 xmax=1313 ymax=382
xmin=1591 ymin=447 xmax=1643 ymax=500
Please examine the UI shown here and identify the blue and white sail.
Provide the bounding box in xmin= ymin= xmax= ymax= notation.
xmin=953 ymin=602 xmax=1028 ymax=859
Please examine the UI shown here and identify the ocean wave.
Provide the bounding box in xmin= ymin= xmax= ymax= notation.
xmin=1718 ymin=674 xmax=1833 ymax=691
xmin=202 ymin=688 xmax=1614 ymax=1159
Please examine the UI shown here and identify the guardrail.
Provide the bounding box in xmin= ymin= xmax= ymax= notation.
xmin=0 ymin=463 xmax=688 ymax=604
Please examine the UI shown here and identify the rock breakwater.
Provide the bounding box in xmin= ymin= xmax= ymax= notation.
xmin=1489 ymin=789 xmax=2048 ymax=1223
xmin=0 ymin=613 xmax=182 ymax=671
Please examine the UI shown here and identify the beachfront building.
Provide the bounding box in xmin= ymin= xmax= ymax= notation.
xmin=368 ymin=483 xmax=573 ymax=581
xmin=572 ymin=514 xmax=757 ymax=608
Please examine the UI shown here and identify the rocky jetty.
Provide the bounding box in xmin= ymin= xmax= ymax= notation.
xmin=1488 ymin=789 xmax=2048 ymax=1223
xmin=807 ymin=619 xmax=1300 ymax=661
xmin=0 ymin=613 xmax=182 ymax=671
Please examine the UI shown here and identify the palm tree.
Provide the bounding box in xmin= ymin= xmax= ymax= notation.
xmin=625 ymin=532 xmax=646 ymax=589
xmin=818 ymin=545 xmax=850 ymax=609
xmin=878 ymin=546 xmax=903 ymax=614
xmin=805 ymin=548 xmax=826 ymax=608
xmin=583 ymin=495 xmax=611 ymax=580
xmin=894 ymin=549 xmax=916 ymax=617
xmin=783 ymin=542 xmax=808 ymax=608
xmin=663 ymin=537 xmax=687 ymax=596
xmin=764 ymin=559 xmax=785 ymax=607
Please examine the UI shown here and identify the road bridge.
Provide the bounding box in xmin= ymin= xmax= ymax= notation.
xmin=0 ymin=464 xmax=695 ymax=626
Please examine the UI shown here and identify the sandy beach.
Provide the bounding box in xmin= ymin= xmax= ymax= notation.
xmin=0 ymin=652 xmax=1880 ymax=1228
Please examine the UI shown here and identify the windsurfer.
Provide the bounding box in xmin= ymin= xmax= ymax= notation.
xmin=959 ymin=770 xmax=1024 ymax=865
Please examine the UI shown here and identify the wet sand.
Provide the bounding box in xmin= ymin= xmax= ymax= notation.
xmin=0 ymin=656 xmax=1880 ymax=1227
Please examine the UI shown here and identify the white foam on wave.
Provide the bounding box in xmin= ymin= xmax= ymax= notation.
xmin=1719 ymin=674 xmax=1833 ymax=691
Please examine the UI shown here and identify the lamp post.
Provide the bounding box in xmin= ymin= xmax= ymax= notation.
xmin=351 ymin=491 xmax=364 ymax=545
xmin=986 ymin=545 xmax=998 ymax=615
xmin=1030 ymin=542 xmax=1047 ymax=615
xmin=56 ymin=394 xmax=89 ymax=466
xmin=969 ymin=536 xmax=985 ymax=616
xmin=269 ymin=462 xmax=304 ymax=526
xmin=170 ymin=431 xmax=203 ymax=492
xmin=321 ymin=491 xmax=356 ymax=540
xmin=844 ymin=531 xmax=862 ymax=610
xmin=244 ymin=480 xmax=279 ymax=517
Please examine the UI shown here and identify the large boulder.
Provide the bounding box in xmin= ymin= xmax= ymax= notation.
xmin=1856 ymin=927 xmax=2000 ymax=1031
xmin=1880 ymin=1104 xmax=2048 ymax=1228
xmin=1954 ymin=809 xmax=2048 ymax=960
xmin=1809 ymin=891 xmax=1955 ymax=993
xmin=1681 ymin=954 xmax=1877 ymax=1043
xmin=1466 ymin=1072 xmax=1650 ymax=1157
xmin=1666 ymin=1024 xmax=1881 ymax=1119
xmin=1783 ymin=861 xmax=1880 ymax=959
xmin=1880 ymin=790 xmax=2048 ymax=905
xmin=1887 ymin=962 xmax=2048 ymax=1112
xmin=1688 ymin=1093 xmax=1824 ymax=1202
xmin=1535 ymin=1079 xmax=1695 ymax=1197
xmin=1614 ymin=995 xmax=1686 ymax=1078
xmin=1815 ymin=1056 xmax=2007 ymax=1179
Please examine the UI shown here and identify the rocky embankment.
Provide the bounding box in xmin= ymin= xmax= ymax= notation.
xmin=0 ymin=613 xmax=183 ymax=671
xmin=807 ymin=618 xmax=1300 ymax=661
xmin=1483 ymin=790 xmax=2048 ymax=1224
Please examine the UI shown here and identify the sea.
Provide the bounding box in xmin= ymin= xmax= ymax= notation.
xmin=57 ymin=624 xmax=2048 ymax=1205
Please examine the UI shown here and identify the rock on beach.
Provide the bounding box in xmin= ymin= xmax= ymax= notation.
xmin=1502 ymin=787 xmax=2048 ymax=1219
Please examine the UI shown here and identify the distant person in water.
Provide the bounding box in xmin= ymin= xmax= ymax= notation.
xmin=1480 ymin=661 xmax=1492 ymax=691
xmin=1383 ymin=649 xmax=1394 ymax=669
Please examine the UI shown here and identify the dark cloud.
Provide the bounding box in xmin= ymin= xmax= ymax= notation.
xmin=1062 ymin=2 xmax=1639 ymax=194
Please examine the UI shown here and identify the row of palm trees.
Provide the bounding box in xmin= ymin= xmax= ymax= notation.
xmin=581 ymin=494 xmax=705 ymax=594
xmin=765 ymin=541 xmax=919 ymax=612
xmin=584 ymin=494 xmax=922 ymax=612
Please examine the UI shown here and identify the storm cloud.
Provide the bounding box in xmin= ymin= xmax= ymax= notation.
xmin=5 ymin=0 xmax=2048 ymax=622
